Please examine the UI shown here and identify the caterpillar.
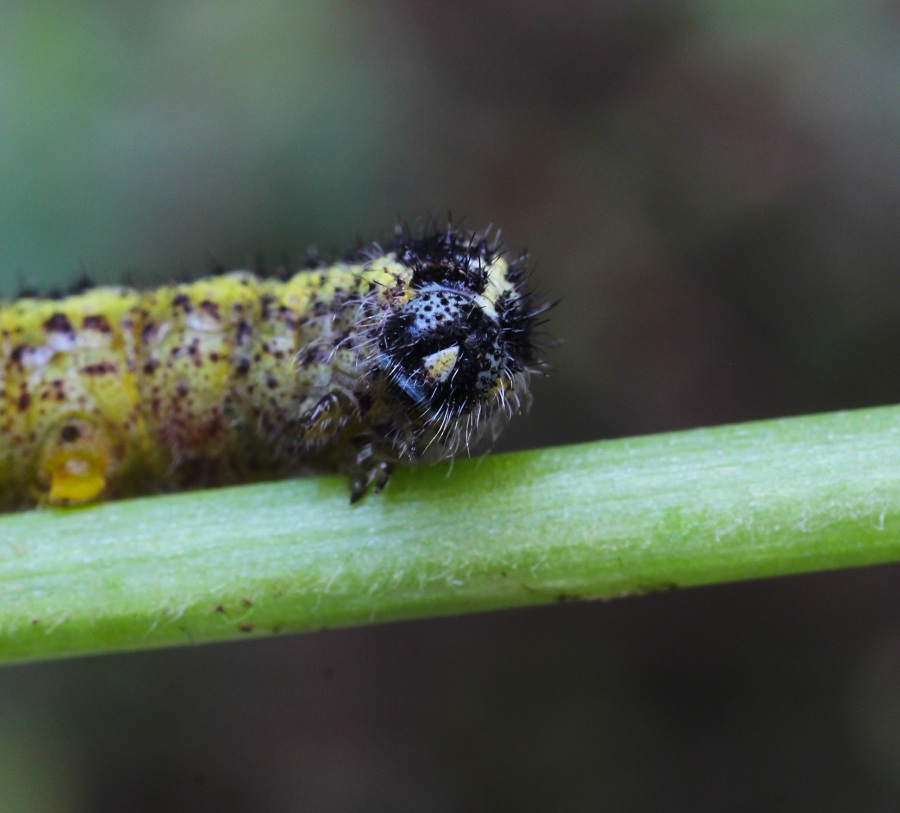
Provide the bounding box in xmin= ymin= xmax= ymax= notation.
xmin=0 ymin=224 xmax=546 ymax=509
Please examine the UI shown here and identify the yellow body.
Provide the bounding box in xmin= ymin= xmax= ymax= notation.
xmin=0 ymin=257 xmax=415 ymax=508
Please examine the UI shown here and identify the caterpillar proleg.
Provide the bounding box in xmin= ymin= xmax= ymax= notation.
xmin=0 ymin=224 xmax=546 ymax=509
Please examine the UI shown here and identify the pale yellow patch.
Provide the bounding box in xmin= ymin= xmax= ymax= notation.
xmin=361 ymin=257 xmax=415 ymax=306
xmin=47 ymin=453 xmax=108 ymax=504
xmin=422 ymin=345 xmax=459 ymax=383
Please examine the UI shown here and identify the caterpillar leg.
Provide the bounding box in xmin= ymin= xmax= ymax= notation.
xmin=33 ymin=416 xmax=116 ymax=506
xmin=347 ymin=440 xmax=395 ymax=503
xmin=296 ymin=393 xmax=396 ymax=501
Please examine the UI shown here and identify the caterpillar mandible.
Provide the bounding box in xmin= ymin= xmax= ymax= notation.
xmin=0 ymin=224 xmax=546 ymax=509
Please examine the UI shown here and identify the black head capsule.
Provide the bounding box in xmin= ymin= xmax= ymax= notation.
xmin=380 ymin=283 xmax=505 ymax=411
xmin=373 ymin=229 xmax=543 ymax=456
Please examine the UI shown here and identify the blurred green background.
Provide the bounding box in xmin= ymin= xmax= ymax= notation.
xmin=2 ymin=2 xmax=899 ymax=810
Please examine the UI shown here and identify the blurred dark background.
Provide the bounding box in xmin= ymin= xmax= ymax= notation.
xmin=1 ymin=2 xmax=899 ymax=810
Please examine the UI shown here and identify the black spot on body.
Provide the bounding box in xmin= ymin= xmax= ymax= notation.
xmin=81 ymin=362 xmax=117 ymax=376
xmin=43 ymin=313 xmax=73 ymax=333
xmin=236 ymin=319 xmax=251 ymax=345
xmin=140 ymin=321 xmax=157 ymax=344
xmin=82 ymin=314 xmax=112 ymax=333
xmin=259 ymin=294 xmax=276 ymax=320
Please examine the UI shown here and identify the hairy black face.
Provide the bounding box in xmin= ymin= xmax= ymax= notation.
xmin=378 ymin=283 xmax=511 ymax=418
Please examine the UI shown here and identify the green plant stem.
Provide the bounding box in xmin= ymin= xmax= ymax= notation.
xmin=3 ymin=404 xmax=900 ymax=665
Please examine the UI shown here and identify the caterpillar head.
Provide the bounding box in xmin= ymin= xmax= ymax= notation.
xmin=376 ymin=228 xmax=545 ymax=456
